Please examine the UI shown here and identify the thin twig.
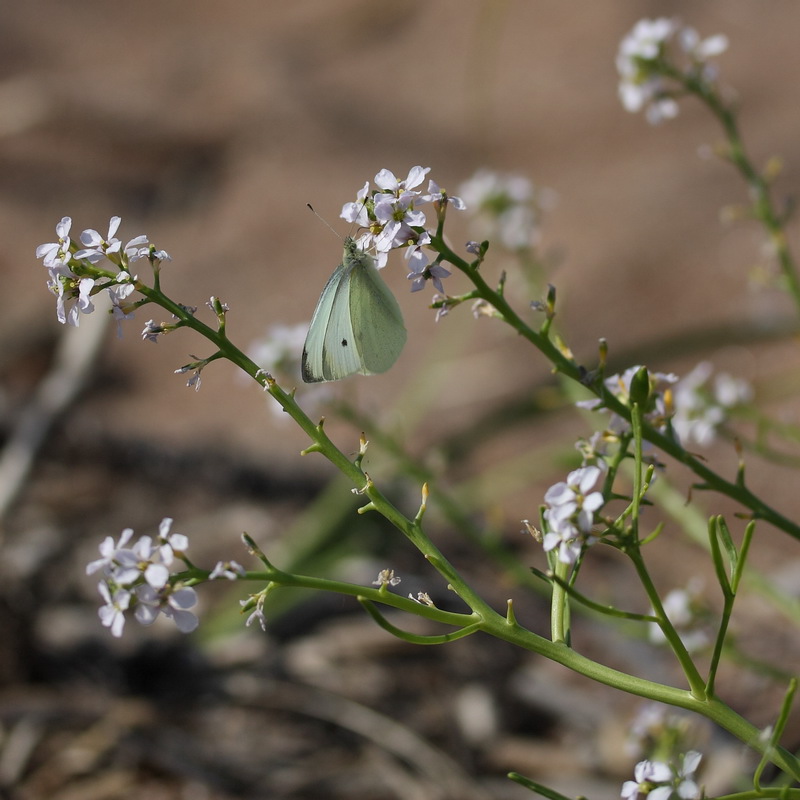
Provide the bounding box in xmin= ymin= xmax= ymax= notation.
xmin=0 ymin=296 xmax=110 ymax=534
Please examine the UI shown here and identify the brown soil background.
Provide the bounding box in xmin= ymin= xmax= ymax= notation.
xmin=1 ymin=2 xmax=800 ymax=799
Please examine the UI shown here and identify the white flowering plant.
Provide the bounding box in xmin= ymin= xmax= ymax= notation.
xmin=33 ymin=17 xmax=800 ymax=800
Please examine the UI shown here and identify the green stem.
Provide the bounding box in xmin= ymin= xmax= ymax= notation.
xmin=683 ymin=71 xmax=800 ymax=315
xmin=710 ymin=793 xmax=800 ymax=800
xmin=216 ymin=561 xmax=800 ymax=779
xmin=134 ymin=255 xmax=800 ymax=780
xmin=550 ymin=558 xmax=570 ymax=643
xmin=135 ymin=282 xmax=507 ymax=622
xmin=477 ymin=608 xmax=800 ymax=780
xmin=627 ymin=544 xmax=707 ymax=699
xmin=359 ymin=599 xmax=483 ymax=644
xmin=430 ymin=233 xmax=800 ymax=542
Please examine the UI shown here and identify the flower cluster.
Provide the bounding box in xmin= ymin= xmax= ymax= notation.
xmin=617 ymin=18 xmax=728 ymax=124
xmin=86 ymin=517 xmax=198 ymax=637
xmin=457 ymin=168 xmax=553 ymax=251
xmin=541 ymin=465 xmax=605 ymax=564
xmin=35 ymin=216 xmax=170 ymax=328
xmin=241 ymin=594 xmax=267 ymax=631
xmin=209 ymin=560 xmax=247 ymax=581
xmin=626 ymin=703 xmax=702 ymax=761
xmin=621 ymin=751 xmax=702 ymax=800
xmin=532 ymin=356 xmax=753 ymax=571
xmin=340 ymin=166 xmax=465 ymax=292
xmin=578 ymin=365 xmax=679 ymax=436
xmin=671 ymin=362 xmax=752 ymax=447
xmin=577 ymin=361 xmax=753 ymax=451
xmin=372 ymin=568 xmax=401 ymax=587
xmin=575 ymin=430 xmax=612 ymax=469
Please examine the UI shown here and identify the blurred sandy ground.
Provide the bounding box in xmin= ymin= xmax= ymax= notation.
xmin=1 ymin=4 xmax=800 ymax=797
xmin=1 ymin=1 xmax=799 ymax=477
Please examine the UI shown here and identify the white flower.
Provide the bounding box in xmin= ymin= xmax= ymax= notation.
xmin=341 ymin=181 xmax=371 ymax=227
xmin=373 ymin=192 xmax=427 ymax=253
xmin=459 ymin=169 xmax=533 ymax=208
xmin=622 ymin=18 xmax=677 ymax=60
xmin=620 ymin=761 xmax=672 ymax=800
xmin=127 ymin=535 xmax=170 ymax=589
xmin=86 ymin=527 xmax=135 ymax=576
xmin=575 ymin=431 xmax=610 ymax=470
xmin=625 ymin=703 xmax=698 ymax=760
xmin=135 ymin=584 xmax=199 ymax=633
xmin=622 ymin=759 xmax=674 ymax=800
xmin=407 ymin=259 xmax=451 ymax=293
xmin=542 ymin=466 xmax=604 ymax=564
xmin=374 ymin=166 xmax=430 ymax=196
xmin=465 ymin=240 xmax=481 ymax=255
xmin=108 ymin=275 xmax=137 ymax=335
xmin=458 ymin=169 xmax=549 ymax=251
xmin=75 ymin=216 xmax=123 ymax=263
xmin=714 ymin=371 xmax=752 ymax=408
xmin=87 ymin=528 xmax=143 ymax=586
xmin=143 ymin=562 xmax=171 ymax=590
xmin=339 ymin=167 xmax=433 ymax=266
xmin=209 ymin=561 xmax=246 ymax=580
xmin=174 ymin=363 xmax=203 ymax=391
xmin=545 ymin=466 xmax=604 ymax=529
xmin=142 ymin=320 xmax=163 ymax=343
xmin=406 ymin=235 xmax=451 ymax=293
xmin=674 ymin=752 xmax=702 ymax=800
xmin=242 ymin=595 xmax=267 ymax=631
xmin=621 ymin=752 xmax=701 ymax=800
xmin=71 ymin=277 xmax=96 ymax=324
xmin=577 ymin=365 xmax=678 ymax=434
xmin=73 ymin=217 xmax=150 ymax=270
xmin=98 ymin=581 xmax=131 ymax=638
xmin=39 ymin=217 xmax=148 ymax=328
xmin=409 ymin=591 xmax=435 ymax=606
xmin=136 ymin=245 xmax=171 ymax=265
xmin=617 ymin=18 xmax=727 ymax=124
xmin=679 ymin=28 xmax=728 ymax=62
xmin=616 ymin=18 xmax=678 ymax=124
xmin=431 ymin=293 xmax=452 ymax=322
xmin=372 ymin=568 xmax=401 ymax=587
xmin=49 ymin=273 xmax=97 ymax=327
xmin=36 ymin=216 xmax=73 ymax=268
xmin=671 ymin=362 xmax=722 ymax=446
xmin=123 ymin=236 xmax=150 ymax=262
xmin=497 ymin=205 xmax=538 ymax=250
xmin=374 ymin=191 xmax=427 ymax=227
xmin=426 ymin=179 xmax=466 ymax=210
xmin=671 ymin=362 xmax=751 ymax=447
xmin=87 ymin=519 xmax=195 ymax=637
xmin=110 ymin=270 xmax=135 ymax=291
xmin=156 ymin=517 xmax=189 ymax=564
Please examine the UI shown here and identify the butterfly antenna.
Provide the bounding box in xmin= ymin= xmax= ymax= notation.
xmin=307 ymin=204 xmax=343 ymax=241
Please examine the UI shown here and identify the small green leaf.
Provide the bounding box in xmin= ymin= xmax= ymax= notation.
xmin=508 ymin=772 xmax=584 ymax=800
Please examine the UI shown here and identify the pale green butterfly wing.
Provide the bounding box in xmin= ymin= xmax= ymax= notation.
xmin=302 ymin=237 xmax=406 ymax=383
xmin=301 ymin=259 xmax=358 ymax=382
xmin=348 ymin=245 xmax=407 ymax=375
xmin=319 ymin=256 xmax=362 ymax=380
xmin=300 ymin=259 xmax=339 ymax=382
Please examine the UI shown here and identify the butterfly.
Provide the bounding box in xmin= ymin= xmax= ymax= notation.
xmin=301 ymin=237 xmax=407 ymax=382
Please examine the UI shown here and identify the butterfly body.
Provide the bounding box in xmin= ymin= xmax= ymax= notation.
xmin=301 ymin=238 xmax=407 ymax=383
